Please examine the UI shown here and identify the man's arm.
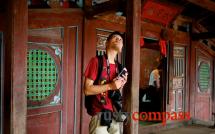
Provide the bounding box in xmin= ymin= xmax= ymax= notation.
xmin=154 ymin=70 xmax=160 ymax=88
xmin=84 ymin=77 xmax=126 ymax=96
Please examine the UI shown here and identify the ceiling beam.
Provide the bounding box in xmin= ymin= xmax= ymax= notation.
xmin=186 ymin=0 xmax=215 ymax=13
xmin=84 ymin=0 xmax=122 ymax=18
xmin=194 ymin=22 xmax=215 ymax=44
xmin=192 ymin=32 xmax=215 ymax=40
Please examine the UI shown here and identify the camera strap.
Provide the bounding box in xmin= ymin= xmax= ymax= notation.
xmin=104 ymin=54 xmax=118 ymax=81
xmin=100 ymin=54 xmax=119 ymax=100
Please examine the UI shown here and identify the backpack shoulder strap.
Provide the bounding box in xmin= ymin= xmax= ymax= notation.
xmin=94 ymin=55 xmax=103 ymax=84
xmin=116 ymin=61 xmax=123 ymax=73
xmin=85 ymin=55 xmax=103 ymax=115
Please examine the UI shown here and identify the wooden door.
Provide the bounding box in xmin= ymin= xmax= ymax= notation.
xmin=194 ymin=49 xmax=213 ymax=123
xmin=170 ymin=46 xmax=186 ymax=112
xmin=27 ymin=9 xmax=83 ymax=134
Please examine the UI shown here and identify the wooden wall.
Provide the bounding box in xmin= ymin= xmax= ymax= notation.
xmin=1 ymin=0 xmax=28 ymax=134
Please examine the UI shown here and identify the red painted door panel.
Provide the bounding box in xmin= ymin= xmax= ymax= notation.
xmin=194 ymin=50 xmax=213 ymax=122
xmin=170 ymin=46 xmax=186 ymax=112
xmin=27 ymin=10 xmax=83 ymax=134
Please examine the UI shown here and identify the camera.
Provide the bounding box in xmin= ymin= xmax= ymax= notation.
xmin=109 ymin=90 xmax=122 ymax=111
xmin=117 ymin=68 xmax=127 ymax=78
xmin=100 ymin=68 xmax=128 ymax=125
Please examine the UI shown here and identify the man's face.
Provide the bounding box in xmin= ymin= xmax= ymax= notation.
xmin=107 ymin=34 xmax=123 ymax=53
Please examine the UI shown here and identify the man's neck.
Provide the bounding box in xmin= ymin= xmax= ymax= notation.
xmin=106 ymin=50 xmax=117 ymax=64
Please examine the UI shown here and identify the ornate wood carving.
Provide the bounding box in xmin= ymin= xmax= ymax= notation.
xmin=95 ymin=13 xmax=126 ymax=25
xmin=141 ymin=0 xmax=182 ymax=26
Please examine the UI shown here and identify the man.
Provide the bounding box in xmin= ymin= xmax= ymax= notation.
xmin=84 ymin=31 xmax=128 ymax=134
xmin=148 ymin=68 xmax=160 ymax=89
xmin=148 ymin=59 xmax=163 ymax=112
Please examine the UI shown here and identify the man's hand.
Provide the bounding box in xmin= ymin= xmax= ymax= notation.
xmin=121 ymin=73 xmax=128 ymax=85
xmin=110 ymin=73 xmax=128 ymax=90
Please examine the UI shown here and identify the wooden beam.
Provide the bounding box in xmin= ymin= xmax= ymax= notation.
xmin=187 ymin=0 xmax=215 ymax=13
xmin=123 ymin=0 xmax=141 ymax=134
xmin=3 ymin=0 xmax=28 ymax=134
xmin=192 ymin=32 xmax=215 ymax=40
xmin=194 ymin=22 xmax=215 ymax=47
xmin=85 ymin=0 xmax=121 ymax=18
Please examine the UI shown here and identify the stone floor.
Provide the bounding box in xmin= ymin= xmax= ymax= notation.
xmin=156 ymin=125 xmax=215 ymax=134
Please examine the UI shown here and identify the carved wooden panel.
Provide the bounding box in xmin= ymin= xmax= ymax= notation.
xmin=172 ymin=46 xmax=186 ymax=112
xmin=27 ymin=27 xmax=63 ymax=108
xmin=96 ymin=29 xmax=112 ymax=56
xmin=141 ymin=0 xmax=182 ymax=26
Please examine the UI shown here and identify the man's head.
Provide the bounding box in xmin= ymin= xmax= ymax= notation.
xmin=157 ymin=57 xmax=165 ymax=69
xmin=106 ymin=31 xmax=124 ymax=53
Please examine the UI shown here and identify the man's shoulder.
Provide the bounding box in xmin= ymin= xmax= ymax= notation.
xmin=89 ymin=56 xmax=99 ymax=63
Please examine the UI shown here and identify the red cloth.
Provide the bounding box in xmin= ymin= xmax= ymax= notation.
xmin=84 ymin=56 xmax=117 ymax=116
xmin=159 ymin=40 xmax=167 ymax=57
xmin=140 ymin=38 xmax=144 ymax=47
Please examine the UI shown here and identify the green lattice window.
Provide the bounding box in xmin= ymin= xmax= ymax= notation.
xmin=198 ymin=62 xmax=210 ymax=92
xmin=27 ymin=49 xmax=58 ymax=102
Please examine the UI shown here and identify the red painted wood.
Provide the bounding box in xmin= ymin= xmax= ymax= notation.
xmin=28 ymin=9 xmax=83 ymax=134
xmin=142 ymin=0 xmax=182 ymax=26
xmin=27 ymin=112 xmax=61 ymax=134
xmin=27 ymin=105 xmax=62 ymax=116
xmin=28 ymin=36 xmax=63 ymax=45
xmin=29 ymin=9 xmax=83 ymax=29
xmin=76 ymin=21 xmax=83 ymax=134
xmin=194 ymin=49 xmax=213 ymax=122
xmin=190 ymin=41 xmax=214 ymax=124
xmin=2 ymin=0 xmax=28 ymax=134
xmin=185 ymin=44 xmax=191 ymax=115
xmin=125 ymin=0 xmax=141 ymax=133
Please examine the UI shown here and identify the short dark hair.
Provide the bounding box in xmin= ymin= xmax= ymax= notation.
xmin=107 ymin=31 xmax=123 ymax=42
xmin=157 ymin=58 xmax=166 ymax=69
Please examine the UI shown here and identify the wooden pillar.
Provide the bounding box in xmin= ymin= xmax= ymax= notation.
xmin=124 ymin=0 xmax=141 ymax=134
xmin=4 ymin=0 xmax=28 ymax=134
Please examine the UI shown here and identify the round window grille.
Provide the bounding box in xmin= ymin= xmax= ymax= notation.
xmin=27 ymin=46 xmax=60 ymax=106
xmin=198 ymin=62 xmax=210 ymax=92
